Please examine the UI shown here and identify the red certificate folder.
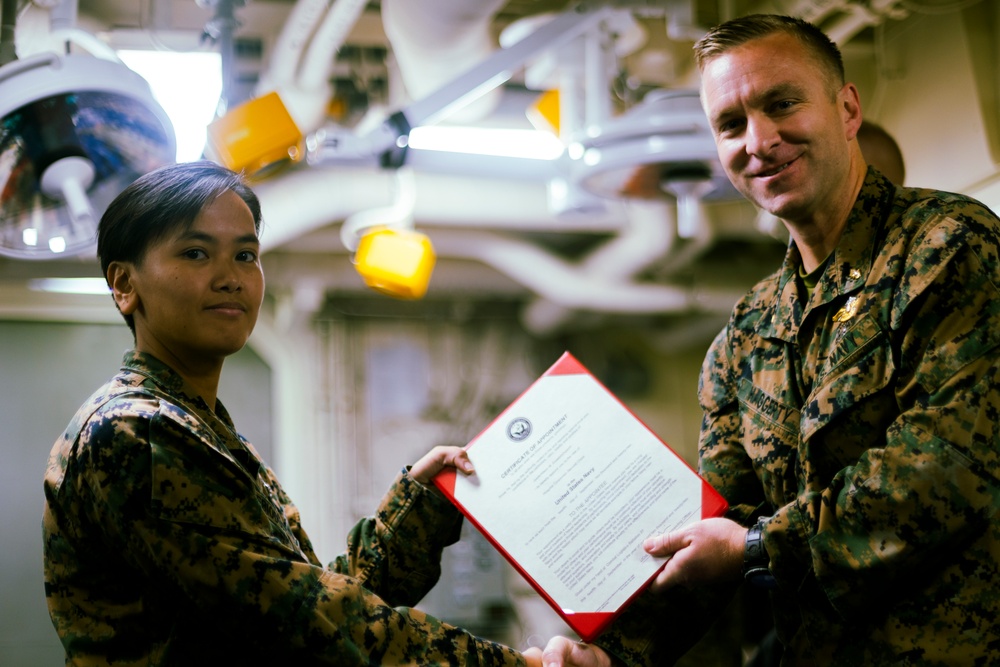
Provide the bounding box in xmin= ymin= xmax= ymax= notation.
xmin=434 ymin=351 xmax=728 ymax=643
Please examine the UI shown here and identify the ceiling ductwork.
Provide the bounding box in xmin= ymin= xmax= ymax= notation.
xmin=239 ymin=0 xmax=762 ymax=334
xmin=3 ymin=0 xmax=908 ymax=332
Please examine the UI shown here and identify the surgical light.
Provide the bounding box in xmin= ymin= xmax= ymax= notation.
xmin=117 ymin=50 xmax=222 ymax=163
xmin=0 ymin=51 xmax=176 ymax=260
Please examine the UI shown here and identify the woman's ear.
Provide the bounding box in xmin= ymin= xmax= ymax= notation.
xmin=107 ymin=262 xmax=139 ymax=315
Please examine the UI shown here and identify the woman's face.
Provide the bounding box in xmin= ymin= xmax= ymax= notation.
xmin=113 ymin=189 xmax=264 ymax=371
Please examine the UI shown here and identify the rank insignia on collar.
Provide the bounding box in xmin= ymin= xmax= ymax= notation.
xmin=832 ymin=295 xmax=859 ymax=323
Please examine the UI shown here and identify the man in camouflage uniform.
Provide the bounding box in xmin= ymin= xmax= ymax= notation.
xmin=42 ymin=161 xmax=538 ymax=666
xmin=539 ymin=14 xmax=1000 ymax=667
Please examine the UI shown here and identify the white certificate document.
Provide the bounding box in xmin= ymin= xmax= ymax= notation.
xmin=434 ymin=352 xmax=728 ymax=641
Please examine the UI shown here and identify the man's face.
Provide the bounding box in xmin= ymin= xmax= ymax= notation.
xmin=700 ymin=32 xmax=859 ymax=225
xmin=114 ymin=190 xmax=264 ymax=370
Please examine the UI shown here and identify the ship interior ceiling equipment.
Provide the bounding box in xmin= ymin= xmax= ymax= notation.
xmin=6 ymin=0 xmax=995 ymax=342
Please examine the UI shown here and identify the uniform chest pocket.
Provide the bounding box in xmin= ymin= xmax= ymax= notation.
xmin=801 ymin=312 xmax=895 ymax=442
xmin=148 ymin=408 xmax=294 ymax=544
xmin=738 ymin=379 xmax=800 ymax=507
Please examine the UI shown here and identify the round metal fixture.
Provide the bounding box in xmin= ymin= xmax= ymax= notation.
xmin=0 ymin=52 xmax=175 ymax=259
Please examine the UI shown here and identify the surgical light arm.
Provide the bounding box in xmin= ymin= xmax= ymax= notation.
xmin=307 ymin=1 xmax=621 ymax=169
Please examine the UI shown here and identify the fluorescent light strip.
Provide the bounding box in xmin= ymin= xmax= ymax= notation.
xmin=407 ymin=126 xmax=564 ymax=161
xmin=28 ymin=278 xmax=111 ymax=295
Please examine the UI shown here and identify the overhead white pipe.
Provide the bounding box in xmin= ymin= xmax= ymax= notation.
xmin=429 ymin=228 xmax=744 ymax=319
xmin=297 ymin=0 xmax=368 ymax=91
xmin=570 ymin=199 xmax=677 ymax=283
xmin=380 ymin=0 xmax=508 ymax=123
xmin=255 ymin=0 xmax=326 ymax=96
xmin=649 ymin=179 xmax=719 ymax=279
xmin=253 ymin=166 xmax=629 ymax=251
xmin=521 ymin=198 xmax=678 ymax=334
xmin=253 ymin=165 xmax=746 ymax=334
xmin=339 ymin=167 xmax=416 ymax=252
xmin=43 ymin=0 xmax=121 ymax=63
xmin=823 ymin=0 xmax=907 ymax=45
xmin=250 ymin=1 xmax=761 ymax=326
xmin=47 ymin=0 xmax=76 ymax=34
xmin=255 ymin=0 xmax=368 ymax=134
xmin=746 ymin=0 xmax=907 ymax=46
xmin=824 ymin=7 xmax=880 ymax=45
xmin=583 ymin=15 xmax=615 ymax=130
xmin=255 ymin=0 xmax=538 ymax=151
xmin=431 ymin=228 xmax=689 ymax=312
xmin=748 ymin=0 xmax=845 ymax=23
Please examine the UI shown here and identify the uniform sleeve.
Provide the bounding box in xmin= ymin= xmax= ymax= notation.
xmin=328 ymin=468 xmax=464 ymax=606
xmin=76 ymin=399 xmax=526 ymax=666
xmin=697 ymin=322 xmax=770 ymax=525
xmin=592 ymin=583 xmax=736 ymax=667
xmin=768 ymin=205 xmax=1000 ymax=618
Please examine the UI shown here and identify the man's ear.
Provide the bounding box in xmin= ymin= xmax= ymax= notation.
xmin=107 ymin=261 xmax=139 ymax=315
xmin=839 ymin=82 xmax=863 ymax=142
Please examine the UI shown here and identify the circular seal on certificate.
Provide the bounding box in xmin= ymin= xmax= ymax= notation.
xmin=506 ymin=417 xmax=532 ymax=442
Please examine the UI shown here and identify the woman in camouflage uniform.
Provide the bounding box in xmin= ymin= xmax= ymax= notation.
xmin=42 ymin=161 xmax=542 ymax=666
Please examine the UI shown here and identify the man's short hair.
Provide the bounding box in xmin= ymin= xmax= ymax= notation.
xmin=693 ymin=14 xmax=845 ymax=94
xmin=97 ymin=160 xmax=262 ymax=335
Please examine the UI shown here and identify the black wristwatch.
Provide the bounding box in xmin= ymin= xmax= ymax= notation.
xmin=743 ymin=519 xmax=777 ymax=588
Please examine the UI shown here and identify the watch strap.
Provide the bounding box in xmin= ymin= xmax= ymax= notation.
xmin=743 ymin=520 xmax=777 ymax=588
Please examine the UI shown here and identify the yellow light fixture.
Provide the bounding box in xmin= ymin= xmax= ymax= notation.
xmin=527 ymin=88 xmax=560 ymax=136
xmin=205 ymin=91 xmax=304 ymax=175
xmin=353 ymin=227 xmax=435 ymax=300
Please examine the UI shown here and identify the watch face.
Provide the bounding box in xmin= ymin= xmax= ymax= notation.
xmin=746 ymin=539 xmax=766 ymax=561
xmin=743 ymin=523 xmax=774 ymax=587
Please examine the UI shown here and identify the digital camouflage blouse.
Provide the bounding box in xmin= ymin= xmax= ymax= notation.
xmin=43 ymin=351 xmax=527 ymax=666
xmin=597 ymin=168 xmax=1000 ymax=666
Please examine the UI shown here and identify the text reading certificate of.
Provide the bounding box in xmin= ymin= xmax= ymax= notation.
xmin=434 ymin=351 xmax=728 ymax=642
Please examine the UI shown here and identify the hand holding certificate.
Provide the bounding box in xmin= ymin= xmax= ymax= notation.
xmin=433 ymin=352 xmax=728 ymax=642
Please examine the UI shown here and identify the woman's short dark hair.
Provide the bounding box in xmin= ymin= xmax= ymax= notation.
xmin=693 ymin=14 xmax=845 ymax=93
xmin=97 ymin=160 xmax=262 ymax=334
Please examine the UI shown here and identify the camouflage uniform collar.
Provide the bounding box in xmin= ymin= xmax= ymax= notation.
xmin=118 ymin=349 xmax=237 ymax=429
xmin=759 ymin=167 xmax=895 ymax=342
xmin=823 ymin=166 xmax=896 ymax=296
